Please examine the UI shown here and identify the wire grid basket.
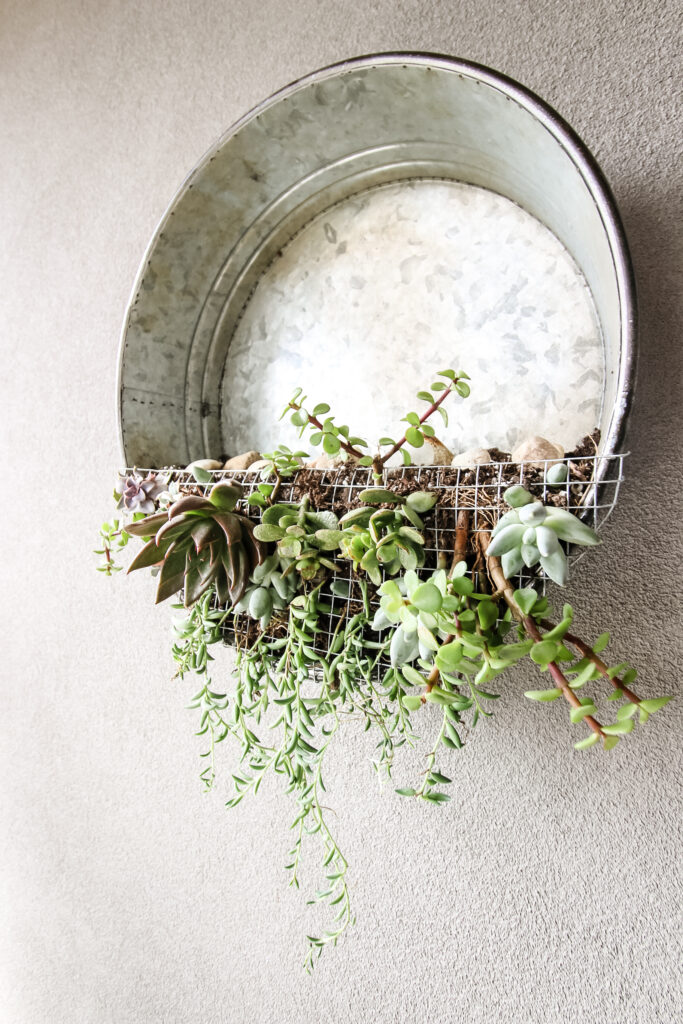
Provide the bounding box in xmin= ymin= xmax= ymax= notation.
xmin=127 ymin=452 xmax=626 ymax=667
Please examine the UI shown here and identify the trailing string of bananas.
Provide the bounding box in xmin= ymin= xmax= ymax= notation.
xmin=97 ymin=368 xmax=672 ymax=970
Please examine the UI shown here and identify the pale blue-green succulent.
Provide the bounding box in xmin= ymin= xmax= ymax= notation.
xmin=233 ymin=552 xmax=298 ymax=628
xmin=487 ymin=484 xmax=600 ymax=585
xmin=374 ymin=568 xmax=460 ymax=666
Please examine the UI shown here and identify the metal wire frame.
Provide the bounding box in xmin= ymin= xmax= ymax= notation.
xmin=125 ymin=453 xmax=627 ymax=666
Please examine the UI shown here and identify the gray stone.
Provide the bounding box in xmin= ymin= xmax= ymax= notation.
xmin=223 ymin=450 xmax=261 ymax=470
xmin=306 ymin=453 xmax=358 ymax=469
xmin=185 ymin=459 xmax=223 ymax=471
xmin=511 ymin=436 xmax=565 ymax=467
xmin=451 ymin=447 xmax=492 ymax=468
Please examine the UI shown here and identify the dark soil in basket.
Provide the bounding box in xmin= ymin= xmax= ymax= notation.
xmin=283 ymin=429 xmax=601 ymax=514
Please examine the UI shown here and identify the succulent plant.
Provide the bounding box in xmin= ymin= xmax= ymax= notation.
xmin=338 ymin=488 xmax=436 ymax=586
xmin=253 ymin=496 xmax=342 ymax=581
xmin=125 ymin=482 xmax=267 ymax=607
xmin=116 ymin=472 xmax=168 ymax=514
xmin=374 ymin=565 xmax=506 ymax=666
xmin=486 ymin=484 xmax=600 ymax=585
xmin=374 ymin=569 xmax=458 ymax=665
xmin=232 ymin=553 xmax=299 ymax=628
xmin=545 ymin=462 xmax=569 ymax=486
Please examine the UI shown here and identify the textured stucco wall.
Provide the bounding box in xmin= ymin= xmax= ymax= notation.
xmin=1 ymin=2 xmax=681 ymax=1022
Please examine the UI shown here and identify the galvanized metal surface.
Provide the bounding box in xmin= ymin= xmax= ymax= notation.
xmin=223 ymin=178 xmax=604 ymax=457
xmin=118 ymin=53 xmax=636 ymax=478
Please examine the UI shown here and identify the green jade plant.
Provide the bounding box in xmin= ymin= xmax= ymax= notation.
xmin=337 ymin=488 xmax=437 ymax=584
xmin=285 ymin=368 xmax=470 ymax=475
xmin=98 ymin=366 xmax=672 ymax=969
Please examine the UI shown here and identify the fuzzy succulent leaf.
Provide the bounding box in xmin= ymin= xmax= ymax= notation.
xmin=544 ymin=509 xmax=601 ymax=546
xmin=486 ymin=524 xmax=526 ymax=557
xmin=540 ymin=550 xmax=569 ymax=586
xmin=535 ymin=525 xmax=561 ymax=558
xmin=390 ymin=625 xmax=420 ymax=667
xmin=503 ymin=485 xmax=534 ymax=508
xmin=491 ymin=508 xmax=522 ymax=535
xmin=501 ymin=548 xmax=524 ymax=578
xmin=359 ymin=488 xmax=405 ymax=506
xmin=518 ymin=502 xmax=546 ymax=526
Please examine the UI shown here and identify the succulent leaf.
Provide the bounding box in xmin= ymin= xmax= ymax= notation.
xmin=503 ymin=485 xmax=534 ymax=508
xmin=539 ymin=550 xmax=569 ymax=586
xmin=486 ymin=524 xmax=527 ymax=557
xmin=127 ymin=537 xmax=171 ymax=572
xmin=543 ymin=509 xmax=601 ymax=546
xmin=518 ymin=502 xmax=546 ymax=526
xmin=535 ymin=524 xmax=561 ymax=558
xmin=359 ymin=488 xmax=405 ymax=506
xmin=208 ymin=483 xmax=243 ymax=512
xmin=124 ymin=512 xmax=168 ymax=538
xmin=501 ymin=548 xmax=524 ymax=578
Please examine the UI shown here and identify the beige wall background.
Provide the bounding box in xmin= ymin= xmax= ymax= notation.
xmin=1 ymin=1 xmax=681 ymax=1022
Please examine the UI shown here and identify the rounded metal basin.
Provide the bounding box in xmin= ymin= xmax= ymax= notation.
xmin=118 ymin=53 xmax=636 ymax=471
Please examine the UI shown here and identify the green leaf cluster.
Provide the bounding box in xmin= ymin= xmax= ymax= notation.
xmin=259 ymin=444 xmax=309 ymax=480
xmin=233 ymin=553 xmax=299 ymax=628
xmin=283 ymin=389 xmax=372 ymax=465
xmin=253 ymin=496 xmax=342 ymax=580
xmin=338 ymin=488 xmax=436 ymax=584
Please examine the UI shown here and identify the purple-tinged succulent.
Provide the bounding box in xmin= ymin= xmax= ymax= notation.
xmin=117 ymin=473 xmax=167 ymax=515
xmin=126 ymin=482 xmax=268 ymax=607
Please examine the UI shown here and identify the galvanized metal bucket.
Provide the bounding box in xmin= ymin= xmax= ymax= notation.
xmin=118 ymin=53 xmax=636 ymax=481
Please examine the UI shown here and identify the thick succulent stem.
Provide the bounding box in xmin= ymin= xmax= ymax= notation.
xmin=555 ymin=627 xmax=643 ymax=705
xmin=481 ymin=530 xmax=605 ymax=739
xmin=373 ymin=379 xmax=461 ymax=474
xmin=269 ymin=470 xmax=282 ymax=505
xmin=451 ymin=508 xmax=469 ymax=575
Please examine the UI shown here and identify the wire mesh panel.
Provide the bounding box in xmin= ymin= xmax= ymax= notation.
xmin=125 ymin=453 xmax=626 ymax=666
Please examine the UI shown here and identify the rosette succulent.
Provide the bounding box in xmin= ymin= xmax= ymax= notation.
xmin=233 ymin=553 xmax=299 ymax=628
xmin=338 ymin=488 xmax=437 ymax=585
xmin=486 ymin=484 xmax=600 ymax=585
xmin=125 ymin=482 xmax=267 ymax=607
xmin=253 ymin=496 xmax=342 ymax=581
xmin=117 ymin=472 xmax=168 ymax=513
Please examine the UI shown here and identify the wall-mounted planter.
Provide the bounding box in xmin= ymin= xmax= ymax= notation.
xmin=101 ymin=56 xmax=671 ymax=970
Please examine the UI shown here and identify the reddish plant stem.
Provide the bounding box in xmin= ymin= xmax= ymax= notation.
xmin=521 ymin=615 xmax=603 ymax=735
xmin=424 ymin=661 xmax=442 ymax=695
xmin=424 ymin=611 xmax=463 ymax=697
xmin=480 ymin=530 xmax=605 ymax=738
xmin=288 ymin=404 xmax=367 ymax=463
xmin=292 ymin=378 xmax=459 ymax=475
xmin=547 ymin=624 xmax=642 ymax=705
xmin=451 ymin=508 xmax=470 ymax=575
xmin=374 ymin=380 xmax=459 ymax=473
